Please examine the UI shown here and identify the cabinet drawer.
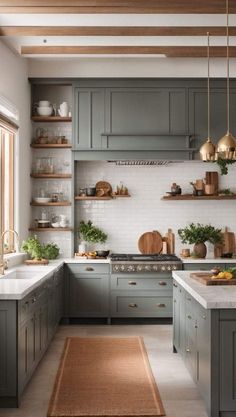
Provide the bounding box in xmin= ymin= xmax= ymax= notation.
xmin=66 ymin=263 xmax=110 ymax=275
xmin=183 ymin=263 xmax=216 ymax=271
xmin=111 ymin=274 xmax=172 ymax=290
xmin=111 ymin=294 xmax=172 ymax=317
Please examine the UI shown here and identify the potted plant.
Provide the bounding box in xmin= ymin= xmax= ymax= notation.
xmin=178 ymin=223 xmax=223 ymax=258
xmin=21 ymin=235 xmax=60 ymax=264
xmin=78 ymin=220 xmax=108 ymax=254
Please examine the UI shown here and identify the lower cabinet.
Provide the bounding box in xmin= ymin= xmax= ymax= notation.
xmin=66 ymin=264 xmax=110 ymax=318
xmin=0 ymin=265 xmax=64 ymax=408
xmin=110 ymin=273 xmax=173 ymax=318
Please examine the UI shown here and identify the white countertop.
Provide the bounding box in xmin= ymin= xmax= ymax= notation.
xmin=181 ymin=257 xmax=236 ymax=264
xmin=173 ymin=270 xmax=236 ymax=309
xmin=0 ymin=258 xmax=110 ymax=300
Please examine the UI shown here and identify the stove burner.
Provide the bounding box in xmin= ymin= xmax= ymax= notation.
xmin=110 ymin=253 xmax=181 ymax=262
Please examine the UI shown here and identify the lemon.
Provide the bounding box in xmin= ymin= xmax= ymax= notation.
xmin=217 ymin=272 xmax=226 ymax=279
xmin=224 ymin=271 xmax=233 ymax=280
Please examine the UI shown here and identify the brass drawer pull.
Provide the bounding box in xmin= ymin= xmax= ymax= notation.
xmin=186 ymin=348 xmax=191 ymax=353
xmin=129 ymin=281 xmax=137 ymax=286
xmin=158 ymin=281 xmax=167 ymax=286
xmin=157 ymin=303 xmax=166 ymax=308
xmin=129 ymin=303 xmax=138 ymax=308
xmin=85 ymin=267 xmax=94 ymax=271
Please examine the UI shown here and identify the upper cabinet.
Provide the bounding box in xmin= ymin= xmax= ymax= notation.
xmin=73 ymin=85 xmax=189 ymax=153
xmin=74 ymin=88 xmax=105 ymax=149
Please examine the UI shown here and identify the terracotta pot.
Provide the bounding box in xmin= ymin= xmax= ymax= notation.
xmin=193 ymin=242 xmax=207 ymax=258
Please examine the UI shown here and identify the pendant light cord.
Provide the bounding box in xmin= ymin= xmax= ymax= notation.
xmin=207 ymin=32 xmax=210 ymax=140
xmin=227 ymin=0 xmax=230 ymax=134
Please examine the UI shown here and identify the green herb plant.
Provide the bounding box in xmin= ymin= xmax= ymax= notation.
xmin=79 ymin=220 xmax=107 ymax=244
xmin=21 ymin=236 xmax=60 ymax=260
xmin=216 ymin=158 xmax=236 ymax=175
xmin=178 ymin=223 xmax=223 ymax=245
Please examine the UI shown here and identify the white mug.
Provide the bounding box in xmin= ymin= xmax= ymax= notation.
xmin=58 ymin=102 xmax=69 ymax=117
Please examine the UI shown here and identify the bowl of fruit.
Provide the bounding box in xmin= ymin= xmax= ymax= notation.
xmin=211 ymin=267 xmax=236 ymax=280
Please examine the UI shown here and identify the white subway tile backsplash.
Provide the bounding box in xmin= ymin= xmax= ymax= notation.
xmin=75 ymin=161 xmax=236 ymax=256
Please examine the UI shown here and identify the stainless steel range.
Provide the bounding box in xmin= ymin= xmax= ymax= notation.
xmin=110 ymin=253 xmax=182 ymax=273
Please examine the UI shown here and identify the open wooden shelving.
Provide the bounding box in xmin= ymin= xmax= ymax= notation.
xmin=111 ymin=194 xmax=131 ymax=198
xmin=75 ymin=196 xmax=112 ymax=201
xmin=29 ymin=227 xmax=73 ymax=232
xmin=162 ymin=194 xmax=236 ymax=201
xmin=31 ymin=173 xmax=72 ymax=179
xmin=31 ymin=116 xmax=72 ymax=122
xmin=31 ymin=201 xmax=71 ymax=206
xmin=31 ymin=143 xmax=72 ymax=149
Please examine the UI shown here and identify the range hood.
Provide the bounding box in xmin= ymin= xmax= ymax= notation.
xmin=108 ymin=160 xmax=176 ymax=166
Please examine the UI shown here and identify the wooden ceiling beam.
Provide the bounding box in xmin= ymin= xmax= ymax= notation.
xmin=0 ymin=0 xmax=236 ymax=14
xmin=1 ymin=26 xmax=236 ymax=37
xmin=21 ymin=45 xmax=236 ymax=57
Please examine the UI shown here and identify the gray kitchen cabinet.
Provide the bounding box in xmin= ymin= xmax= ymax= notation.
xmin=110 ymin=273 xmax=173 ymax=318
xmin=220 ymin=312 xmax=236 ymax=411
xmin=173 ymin=281 xmax=186 ymax=354
xmin=183 ymin=263 xmax=217 ymax=271
xmin=74 ymin=87 xmax=105 ymax=149
xmin=66 ymin=264 xmax=110 ymax=318
xmin=185 ymin=294 xmax=198 ymax=381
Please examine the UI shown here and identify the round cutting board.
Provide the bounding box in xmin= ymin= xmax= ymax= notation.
xmin=138 ymin=231 xmax=163 ymax=254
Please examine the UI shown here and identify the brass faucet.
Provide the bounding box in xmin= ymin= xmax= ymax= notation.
xmin=0 ymin=229 xmax=19 ymax=276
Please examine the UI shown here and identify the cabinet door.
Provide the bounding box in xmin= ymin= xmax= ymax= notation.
xmin=38 ymin=302 xmax=48 ymax=357
xmin=185 ymin=296 xmax=197 ymax=381
xmin=173 ymin=281 xmax=180 ymax=351
xmin=69 ymin=274 xmax=109 ymax=317
xmin=48 ymin=289 xmax=57 ymax=339
xmin=18 ymin=315 xmax=36 ymax=393
xmin=183 ymin=263 xmax=216 ymax=271
xmin=74 ymin=88 xmax=105 ymax=149
xmin=0 ymin=301 xmax=17 ymax=397
xmin=220 ymin=320 xmax=236 ymax=410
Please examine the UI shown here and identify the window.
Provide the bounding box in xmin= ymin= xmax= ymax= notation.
xmin=0 ymin=121 xmax=15 ymax=252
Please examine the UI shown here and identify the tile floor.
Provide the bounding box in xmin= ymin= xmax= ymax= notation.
xmin=0 ymin=324 xmax=208 ymax=417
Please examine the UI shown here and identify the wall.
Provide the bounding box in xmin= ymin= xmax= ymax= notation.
xmin=28 ymin=57 xmax=236 ymax=78
xmin=0 ymin=40 xmax=31 ymax=241
xmin=75 ymin=161 xmax=236 ymax=256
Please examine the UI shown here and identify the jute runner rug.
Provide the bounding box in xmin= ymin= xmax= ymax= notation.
xmin=47 ymin=336 xmax=165 ymax=417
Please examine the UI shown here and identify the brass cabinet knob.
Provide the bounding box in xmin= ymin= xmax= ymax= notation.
xmin=128 ymin=281 xmax=137 ymax=285
xmin=186 ymin=348 xmax=191 ymax=353
xmin=173 ymin=283 xmax=178 ymax=288
xmin=158 ymin=281 xmax=167 ymax=286
xmin=85 ymin=267 xmax=94 ymax=271
xmin=129 ymin=303 xmax=138 ymax=308
xmin=157 ymin=303 xmax=166 ymax=308
xmin=32 ymin=297 xmax=37 ymax=303
xmin=187 ymin=315 xmax=192 ymax=319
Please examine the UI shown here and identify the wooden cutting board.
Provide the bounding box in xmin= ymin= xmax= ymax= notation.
xmin=138 ymin=231 xmax=163 ymax=254
xmin=222 ymin=227 xmax=236 ymax=254
xmin=205 ymin=171 xmax=219 ymax=194
xmin=190 ymin=272 xmax=236 ymax=285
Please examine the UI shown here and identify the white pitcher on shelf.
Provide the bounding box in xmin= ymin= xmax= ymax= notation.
xmin=58 ymin=102 xmax=69 ymax=117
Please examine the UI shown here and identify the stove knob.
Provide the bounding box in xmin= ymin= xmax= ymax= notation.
xmin=128 ymin=265 xmax=135 ymax=272
xmin=153 ymin=265 xmax=158 ymax=271
xmin=167 ymin=266 xmax=171 ymax=271
xmin=121 ymin=265 xmax=125 ymax=271
xmin=161 ymin=265 xmax=166 ymax=271
xmin=145 ymin=265 xmax=151 ymax=271
xmin=173 ymin=265 xmax=177 ymax=270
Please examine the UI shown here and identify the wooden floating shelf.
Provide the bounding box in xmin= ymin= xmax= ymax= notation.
xmin=31 ymin=201 xmax=71 ymax=206
xmin=31 ymin=173 xmax=72 ymax=179
xmin=75 ymin=196 xmax=112 ymax=201
xmin=31 ymin=116 xmax=72 ymax=122
xmin=29 ymin=227 xmax=73 ymax=232
xmin=162 ymin=195 xmax=236 ymax=201
xmin=111 ymin=194 xmax=131 ymax=198
xmin=31 ymin=143 xmax=72 ymax=149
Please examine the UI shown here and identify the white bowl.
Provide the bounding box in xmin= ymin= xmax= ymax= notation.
xmin=51 ymin=222 xmax=60 ymax=228
xmin=37 ymin=106 xmax=53 ymax=116
xmin=38 ymin=101 xmax=50 ymax=107
xmin=34 ymin=197 xmax=52 ymax=204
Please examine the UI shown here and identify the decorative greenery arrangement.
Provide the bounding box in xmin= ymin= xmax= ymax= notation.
xmin=21 ymin=236 xmax=60 ymax=260
xmin=216 ymin=158 xmax=236 ymax=175
xmin=79 ymin=220 xmax=107 ymax=244
xmin=178 ymin=223 xmax=223 ymax=245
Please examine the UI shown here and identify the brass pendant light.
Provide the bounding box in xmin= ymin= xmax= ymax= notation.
xmin=199 ymin=32 xmax=216 ymax=161
xmin=217 ymin=0 xmax=236 ymax=160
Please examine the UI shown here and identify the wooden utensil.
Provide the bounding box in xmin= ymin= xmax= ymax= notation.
xmin=138 ymin=231 xmax=163 ymax=254
xmin=165 ymin=228 xmax=175 ymax=254
xmin=222 ymin=227 xmax=236 ymax=254
xmin=205 ymin=171 xmax=218 ymax=195
xmin=190 ymin=272 xmax=236 ymax=286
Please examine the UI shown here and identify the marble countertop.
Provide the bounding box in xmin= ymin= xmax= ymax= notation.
xmin=181 ymin=257 xmax=236 ymax=264
xmin=173 ymin=270 xmax=236 ymax=309
xmin=0 ymin=258 xmax=110 ymax=300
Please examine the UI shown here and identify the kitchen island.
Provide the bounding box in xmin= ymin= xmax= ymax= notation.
xmin=172 ymin=270 xmax=236 ymax=417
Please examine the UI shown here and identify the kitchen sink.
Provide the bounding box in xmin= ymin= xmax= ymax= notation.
xmin=2 ymin=270 xmax=42 ymax=279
